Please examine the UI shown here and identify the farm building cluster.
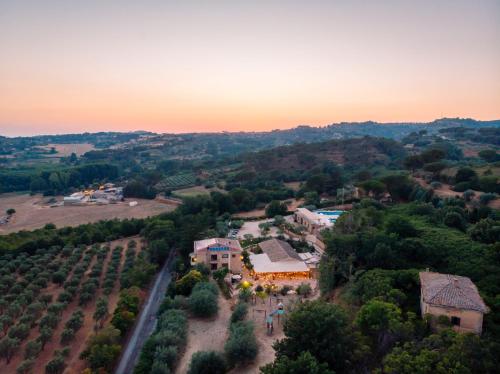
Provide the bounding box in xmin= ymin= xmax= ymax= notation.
xmin=63 ymin=183 xmax=124 ymax=206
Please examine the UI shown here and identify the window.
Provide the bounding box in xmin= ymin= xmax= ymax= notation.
xmin=211 ymin=254 xmax=217 ymax=261
xmin=451 ymin=316 xmax=461 ymax=326
xmin=221 ymin=263 xmax=228 ymax=268
xmin=222 ymin=254 xmax=229 ymax=259
xmin=211 ymin=263 xmax=217 ymax=270
xmin=232 ymin=254 xmax=236 ymax=258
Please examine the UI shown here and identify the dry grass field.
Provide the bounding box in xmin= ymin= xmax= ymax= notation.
xmin=0 ymin=194 xmax=176 ymax=234
xmin=38 ymin=143 xmax=95 ymax=157
xmin=172 ymin=185 xmax=225 ymax=198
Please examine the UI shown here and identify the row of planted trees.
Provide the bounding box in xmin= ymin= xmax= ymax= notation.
xmin=0 ymin=239 xmax=141 ymax=374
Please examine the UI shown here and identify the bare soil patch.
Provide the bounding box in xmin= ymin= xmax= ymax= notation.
xmin=233 ymin=199 xmax=303 ymax=219
xmin=175 ymin=295 xmax=233 ymax=374
xmin=0 ymin=194 xmax=175 ymax=234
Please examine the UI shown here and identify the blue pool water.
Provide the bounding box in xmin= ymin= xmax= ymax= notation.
xmin=315 ymin=210 xmax=344 ymax=216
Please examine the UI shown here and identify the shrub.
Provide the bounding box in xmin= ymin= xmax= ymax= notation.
xmin=296 ymin=283 xmax=312 ymax=297
xmin=480 ymin=193 xmax=497 ymax=205
xmin=189 ymin=289 xmax=218 ymax=317
xmin=230 ymin=303 xmax=248 ymax=324
xmin=279 ymin=285 xmax=292 ymax=296
xmin=238 ymin=288 xmax=253 ymax=302
xmin=188 ymin=351 xmax=227 ymax=374
xmin=224 ymin=321 xmax=258 ymax=366
xmin=175 ymin=270 xmax=203 ymax=296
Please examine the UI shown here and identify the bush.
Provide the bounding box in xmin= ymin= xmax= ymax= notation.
xmin=279 ymin=285 xmax=293 ymax=296
xmin=224 ymin=321 xmax=258 ymax=367
xmin=188 ymin=351 xmax=227 ymax=374
xmin=238 ymin=288 xmax=253 ymax=302
xmin=230 ymin=303 xmax=248 ymax=324
xmin=296 ymin=283 xmax=312 ymax=297
xmin=175 ymin=270 xmax=204 ymax=296
xmin=480 ymin=193 xmax=497 ymax=205
xmin=189 ymin=288 xmax=218 ymax=317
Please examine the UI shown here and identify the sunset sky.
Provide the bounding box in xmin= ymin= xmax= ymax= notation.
xmin=1 ymin=0 xmax=499 ymax=136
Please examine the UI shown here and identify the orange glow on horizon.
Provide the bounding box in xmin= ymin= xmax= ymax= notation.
xmin=1 ymin=1 xmax=499 ymax=136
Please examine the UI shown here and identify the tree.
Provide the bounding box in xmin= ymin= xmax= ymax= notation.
xmin=213 ymin=267 xmax=229 ymax=283
xmin=8 ymin=323 xmax=30 ymax=341
xmin=261 ymin=351 xmax=334 ymax=374
xmin=296 ymin=283 xmax=312 ymax=297
xmin=60 ymin=328 xmax=75 ymax=344
xmin=403 ymin=155 xmax=424 ymax=171
xmin=6 ymin=208 xmax=16 ymax=215
xmin=265 ymin=200 xmax=288 ymax=218
xmin=355 ymin=300 xmax=405 ymax=353
xmin=16 ymin=359 xmax=35 ymax=374
xmin=455 ymin=167 xmax=477 ymax=183
xmin=45 ymin=355 xmax=66 ymax=374
xmin=0 ymin=336 xmax=20 ymax=363
xmin=189 ymin=288 xmax=218 ymax=317
xmin=24 ymin=340 xmax=42 ymax=359
xmin=386 ymin=216 xmax=418 ymax=238
xmin=468 ymin=218 xmax=500 ymax=244
xmin=188 ymin=350 xmax=227 ymax=374
xmin=224 ymin=321 xmax=258 ymax=366
xmin=274 ymin=301 xmax=357 ymax=373
xmin=93 ymin=297 xmax=109 ymax=329
xmin=304 ymin=192 xmax=320 ymax=207
xmin=80 ymin=326 xmax=122 ymax=372
xmin=360 ymin=180 xmax=386 ymax=197
xmin=175 ymin=270 xmax=204 ymax=296
xmin=230 ymin=302 xmax=248 ymax=324
xmin=444 ymin=212 xmax=466 ymax=231
xmin=478 ymin=149 xmax=498 ymax=163
xmin=38 ymin=327 xmax=54 ymax=350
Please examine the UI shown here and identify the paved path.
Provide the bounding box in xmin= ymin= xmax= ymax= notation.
xmin=115 ymin=251 xmax=175 ymax=374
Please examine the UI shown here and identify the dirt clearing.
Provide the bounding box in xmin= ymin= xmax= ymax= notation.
xmin=175 ymin=295 xmax=233 ymax=373
xmin=0 ymin=194 xmax=176 ymax=234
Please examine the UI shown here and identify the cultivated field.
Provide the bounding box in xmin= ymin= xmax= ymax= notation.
xmin=0 ymin=237 xmax=144 ymax=374
xmin=0 ymin=194 xmax=175 ymax=234
xmin=172 ymin=185 xmax=225 ymax=198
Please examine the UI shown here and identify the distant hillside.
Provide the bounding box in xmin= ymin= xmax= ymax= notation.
xmin=242 ymin=137 xmax=406 ymax=177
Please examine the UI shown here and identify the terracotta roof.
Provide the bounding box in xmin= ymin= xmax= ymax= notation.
xmin=258 ymin=239 xmax=301 ymax=262
xmin=193 ymin=238 xmax=242 ymax=252
xmin=419 ymin=271 xmax=489 ymax=313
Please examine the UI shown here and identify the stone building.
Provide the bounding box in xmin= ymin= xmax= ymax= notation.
xmin=419 ymin=271 xmax=489 ymax=334
xmin=190 ymin=238 xmax=243 ymax=273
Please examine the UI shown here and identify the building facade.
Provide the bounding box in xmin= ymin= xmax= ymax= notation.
xmin=190 ymin=238 xmax=243 ymax=273
xmin=419 ymin=271 xmax=489 ymax=334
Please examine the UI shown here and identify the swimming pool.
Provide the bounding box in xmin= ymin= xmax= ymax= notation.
xmin=315 ymin=210 xmax=344 ymax=216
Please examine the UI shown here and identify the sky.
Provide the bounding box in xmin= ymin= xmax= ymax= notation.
xmin=0 ymin=0 xmax=499 ymax=136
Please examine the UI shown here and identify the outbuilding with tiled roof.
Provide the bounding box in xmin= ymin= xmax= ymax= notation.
xmin=419 ymin=271 xmax=489 ymax=334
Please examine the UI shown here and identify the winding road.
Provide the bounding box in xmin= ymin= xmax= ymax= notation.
xmin=115 ymin=251 xmax=175 ymax=374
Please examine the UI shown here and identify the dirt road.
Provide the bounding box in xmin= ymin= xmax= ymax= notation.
xmin=115 ymin=252 xmax=175 ymax=374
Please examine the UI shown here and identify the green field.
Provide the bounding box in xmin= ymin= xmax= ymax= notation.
xmin=156 ymin=173 xmax=197 ymax=190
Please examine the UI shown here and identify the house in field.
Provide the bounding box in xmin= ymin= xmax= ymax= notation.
xmin=419 ymin=271 xmax=489 ymax=334
xmin=249 ymin=238 xmax=310 ymax=280
xmin=190 ymin=238 xmax=243 ymax=273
